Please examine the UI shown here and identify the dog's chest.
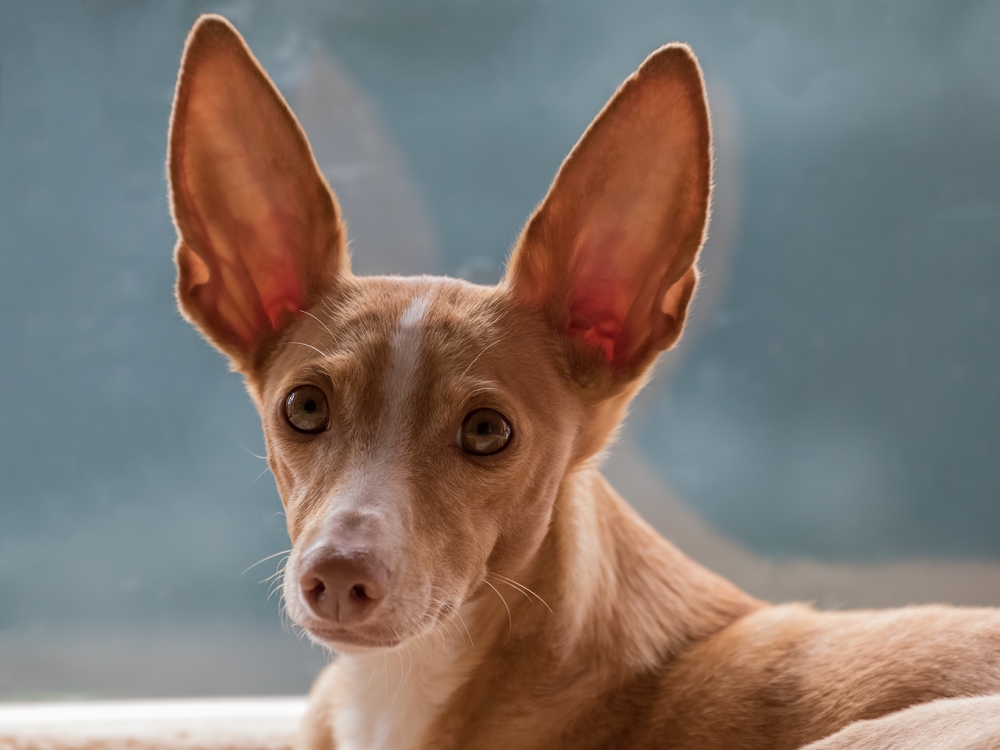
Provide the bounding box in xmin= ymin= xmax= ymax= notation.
xmin=332 ymin=630 xmax=476 ymax=750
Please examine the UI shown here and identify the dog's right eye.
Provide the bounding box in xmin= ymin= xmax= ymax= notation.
xmin=284 ymin=385 xmax=330 ymax=434
xmin=457 ymin=409 xmax=512 ymax=456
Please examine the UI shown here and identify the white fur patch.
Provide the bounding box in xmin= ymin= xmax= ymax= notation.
xmin=358 ymin=293 xmax=429 ymax=508
xmin=385 ymin=295 xmax=429 ymax=425
xmin=332 ymin=607 xmax=478 ymax=750
xmin=313 ymin=296 xmax=429 ymax=531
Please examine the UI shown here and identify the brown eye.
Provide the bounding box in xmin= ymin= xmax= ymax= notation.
xmin=284 ymin=385 xmax=329 ymax=434
xmin=457 ymin=409 xmax=511 ymax=456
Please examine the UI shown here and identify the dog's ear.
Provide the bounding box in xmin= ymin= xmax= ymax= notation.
xmin=505 ymin=44 xmax=710 ymax=383
xmin=168 ymin=15 xmax=347 ymax=372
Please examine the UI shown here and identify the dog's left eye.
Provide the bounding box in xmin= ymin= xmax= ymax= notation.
xmin=457 ymin=409 xmax=512 ymax=456
xmin=285 ymin=385 xmax=330 ymax=434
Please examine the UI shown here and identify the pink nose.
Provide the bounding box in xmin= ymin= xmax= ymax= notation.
xmin=298 ymin=548 xmax=388 ymax=624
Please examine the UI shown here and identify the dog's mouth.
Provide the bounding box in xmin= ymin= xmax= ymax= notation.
xmin=301 ymin=624 xmax=402 ymax=651
xmin=294 ymin=598 xmax=460 ymax=653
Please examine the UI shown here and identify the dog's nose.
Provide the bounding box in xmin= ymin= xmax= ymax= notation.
xmin=298 ymin=548 xmax=388 ymax=624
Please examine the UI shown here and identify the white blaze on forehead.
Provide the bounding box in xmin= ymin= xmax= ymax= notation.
xmin=398 ymin=295 xmax=429 ymax=330
xmin=384 ymin=295 xmax=429 ymax=442
xmin=318 ymin=294 xmax=428 ymax=524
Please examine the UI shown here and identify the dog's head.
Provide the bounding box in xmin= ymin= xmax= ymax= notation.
xmin=167 ymin=15 xmax=711 ymax=651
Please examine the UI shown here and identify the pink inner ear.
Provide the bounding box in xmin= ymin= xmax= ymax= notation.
xmin=193 ymin=204 xmax=310 ymax=349
xmin=251 ymin=247 xmax=308 ymax=332
xmin=567 ymin=282 xmax=626 ymax=363
xmin=250 ymin=264 xmax=305 ymax=333
xmin=233 ymin=178 xmax=311 ymax=336
xmin=564 ymin=228 xmax=645 ymax=364
xmin=263 ymin=278 xmax=305 ymax=329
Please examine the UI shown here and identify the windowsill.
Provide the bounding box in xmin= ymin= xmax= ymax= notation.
xmin=0 ymin=697 xmax=306 ymax=749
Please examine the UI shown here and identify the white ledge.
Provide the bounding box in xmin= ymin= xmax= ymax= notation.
xmin=0 ymin=697 xmax=306 ymax=750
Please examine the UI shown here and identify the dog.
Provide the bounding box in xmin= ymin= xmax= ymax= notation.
xmin=167 ymin=15 xmax=1000 ymax=750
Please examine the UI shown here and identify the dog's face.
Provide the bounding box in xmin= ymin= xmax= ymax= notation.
xmin=167 ymin=15 xmax=711 ymax=651
xmin=255 ymin=278 xmax=576 ymax=649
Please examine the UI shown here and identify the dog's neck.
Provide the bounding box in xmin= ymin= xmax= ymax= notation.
xmin=330 ymin=462 xmax=760 ymax=750
xmin=537 ymin=463 xmax=760 ymax=670
xmin=329 ymin=618 xmax=480 ymax=750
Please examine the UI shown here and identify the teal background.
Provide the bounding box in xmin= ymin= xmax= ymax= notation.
xmin=0 ymin=0 xmax=997 ymax=696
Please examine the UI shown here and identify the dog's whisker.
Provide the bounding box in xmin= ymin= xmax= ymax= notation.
xmin=275 ymin=591 xmax=297 ymax=641
xmin=428 ymin=598 xmax=461 ymax=646
xmin=449 ymin=603 xmax=476 ymax=649
xmin=427 ymin=586 xmax=476 ymax=648
xmin=404 ymin=642 xmax=414 ymax=693
xmin=461 ymin=339 xmax=501 ymax=377
xmin=242 ymin=549 xmax=292 ymax=575
xmin=482 ymin=580 xmax=513 ymax=645
xmin=463 ymin=386 xmax=501 ymax=400
xmin=489 ymin=573 xmax=553 ymax=614
xmin=260 ymin=568 xmax=287 ymax=586
xmin=237 ymin=443 xmax=268 ymax=461
xmin=259 ymin=557 xmax=289 ymax=585
xmin=390 ymin=636 xmax=407 ymax=705
xmin=488 ymin=574 xmax=531 ymax=603
xmin=432 ymin=596 xmax=476 ymax=650
xmin=265 ymin=573 xmax=287 ymax=605
xmin=300 ymin=309 xmax=341 ymax=348
xmin=383 ymin=651 xmax=389 ymax=699
xmin=285 ymin=340 xmax=331 ymax=358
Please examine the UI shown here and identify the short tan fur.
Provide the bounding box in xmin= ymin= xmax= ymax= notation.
xmin=168 ymin=15 xmax=1000 ymax=750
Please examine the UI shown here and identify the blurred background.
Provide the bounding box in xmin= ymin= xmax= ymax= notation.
xmin=0 ymin=0 xmax=998 ymax=699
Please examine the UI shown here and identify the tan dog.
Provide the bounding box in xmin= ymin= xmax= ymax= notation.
xmin=167 ymin=15 xmax=1000 ymax=750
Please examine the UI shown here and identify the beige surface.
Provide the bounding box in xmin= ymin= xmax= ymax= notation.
xmin=801 ymin=695 xmax=1000 ymax=750
xmin=0 ymin=698 xmax=305 ymax=750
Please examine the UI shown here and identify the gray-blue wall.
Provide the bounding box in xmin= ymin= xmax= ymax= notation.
xmin=0 ymin=0 xmax=997 ymax=693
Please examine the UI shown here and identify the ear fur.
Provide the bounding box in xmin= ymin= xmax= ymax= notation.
xmin=505 ymin=44 xmax=712 ymax=384
xmin=168 ymin=15 xmax=347 ymax=372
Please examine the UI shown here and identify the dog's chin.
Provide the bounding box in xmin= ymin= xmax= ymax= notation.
xmin=303 ymin=626 xmax=403 ymax=654
xmin=296 ymin=602 xmax=459 ymax=654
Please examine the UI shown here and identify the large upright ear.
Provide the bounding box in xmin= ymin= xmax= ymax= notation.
xmin=505 ymin=44 xmax=711 ymax=381
xmin=168 ymin=15 xmax=347 ymax=372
